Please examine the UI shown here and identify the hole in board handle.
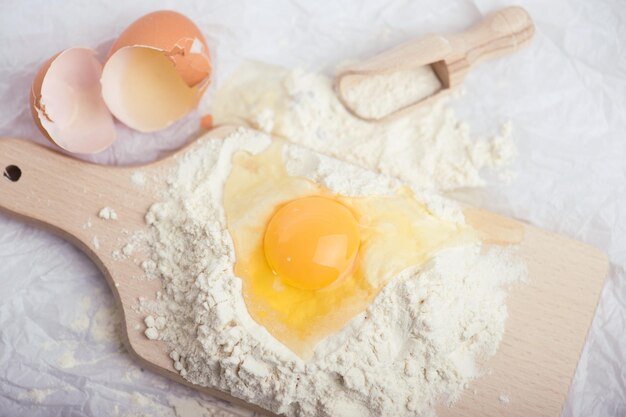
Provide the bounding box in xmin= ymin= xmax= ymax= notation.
xmin=3 ymin=165 xmax=21 ymax=182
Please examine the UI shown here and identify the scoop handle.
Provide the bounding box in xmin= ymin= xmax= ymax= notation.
xmin=443 ymin=7 xmax=534 ymax=83
xmin=337 ymin=35 xmax=452 ymax=76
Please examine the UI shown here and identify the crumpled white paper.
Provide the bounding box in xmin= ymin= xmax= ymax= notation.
xmin=0 ymin=0 xmax=624 ymax=416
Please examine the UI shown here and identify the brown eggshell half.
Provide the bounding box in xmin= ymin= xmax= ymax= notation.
xmin=101 ymin=10 xmax=212 ymax=132
xmin=30 ymin=48 xmax=117 ymax=154
xmin=30 ymin=53 xmax=59 ymax=147
xmin=107 ymin=10 xmax=212 ymax=88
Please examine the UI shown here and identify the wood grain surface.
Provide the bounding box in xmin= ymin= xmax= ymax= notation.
xmin=0 ymin=126 xmax=608 ymax=417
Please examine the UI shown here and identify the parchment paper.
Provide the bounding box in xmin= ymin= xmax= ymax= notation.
xmin=0 ymin=0 xmax=624 ymax=416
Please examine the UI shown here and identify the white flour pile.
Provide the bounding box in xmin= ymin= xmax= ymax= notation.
xmin=134 ymin=128 xmax=526 ymax=417
xmin=340 ymin=66 xmax=442 ymax=119
xmin=212 ymin=62 xmax=516 ymax=191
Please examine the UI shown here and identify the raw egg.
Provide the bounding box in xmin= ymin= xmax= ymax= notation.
xmin=101 ymin=10 xmax=212 ymax=132
xmin=223 ymin=141 xmax=476 ymax=358
xmin=30 ymin=48 xmax=116 ymax=154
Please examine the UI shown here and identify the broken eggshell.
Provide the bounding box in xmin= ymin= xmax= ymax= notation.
xmin=30 ymin=48 xmax=117 ymax=154
xmin=101 ymin=10 xmax=212 ymax=133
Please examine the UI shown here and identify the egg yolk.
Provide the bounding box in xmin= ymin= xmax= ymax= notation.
xmin=263 ymin=196 xmax=360 ymax=291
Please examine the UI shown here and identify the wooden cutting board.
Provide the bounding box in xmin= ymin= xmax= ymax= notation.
xmin=0 ymin=126 xmax=608 ymax=417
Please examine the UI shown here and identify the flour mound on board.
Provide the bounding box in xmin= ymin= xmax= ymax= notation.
xmin=139 ymin=128 xmax=526 ymax=417
xmin=212 ymin=62 xmax=516 ymax=191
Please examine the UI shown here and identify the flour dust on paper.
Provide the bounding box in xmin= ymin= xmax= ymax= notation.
xmin=212 ymin=62 xmax=516 ymax=191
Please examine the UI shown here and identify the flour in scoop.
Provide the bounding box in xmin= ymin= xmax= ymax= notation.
xmin=133 ymin=128 xmax=526 ymax=417
xmin=341 ymin=65 xmax=442 ymax=119
xmin=212 ymin=62 xmax=515 ymax=191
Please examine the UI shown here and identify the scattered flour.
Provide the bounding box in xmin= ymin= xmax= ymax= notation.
xmin=71 ymin=314 xmax=90 ymax=332
xmin=70 ymin=295 xmax=92 ymax=331
xmin=168 ymin=395 xmax=247 ymax=417
xmin=212 ymin=62 xmax=516 ymax=191
xmin=131 ymin=391 xmax=151 ymax=407
xmin=136 ymin=128 xmax=526 ymax=417
xmin=57 ymin=350 xmax=77 ymax=369
xmin=42 ymin=340 xmax=55 ymax=351
xmin=145 ymin=327 xmax=159 ymax=340
xmin=144 ymin=314 xmax=165 ymax=340
xmin=122 ymin=243 xmax=135 ymax=256
xmin=144 ymin=315 xmax=156 ymax=328
xmin=90 ymin=305 xmax=122 ymax=344
xmin=499 ymin=394 xmax=511 ymax=405
xmin=99 ymin=207 xmax=118 ymax=221
xmin=18 ymin=388 xmax=56 ymax=403
xmin=116 ymin=390 xmax=181 ymax=417
xmin=112 ymin=232 xmax=148 ymax=262
xmin=131 ymin=171 xmax=147 ymax=187
xmin=155 ymin=316 xmax=167 ymax=330
xmin=124 ymin=368 xmax=142 ymax=383
xmin=341 ymin=65 xmax=442 ymax=119
xmin=92 ymin=236 xmax=100 ymax=250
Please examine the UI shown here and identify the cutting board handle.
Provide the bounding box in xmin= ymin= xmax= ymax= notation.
xmin=0 ymin=138 xmax=110 ymax=243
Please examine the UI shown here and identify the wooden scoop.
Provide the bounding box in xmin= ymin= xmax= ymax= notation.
xmin=0 ymin=127 xmax=608 ymax=417
xmin=336 ymin=6 xmax=535 ymax=122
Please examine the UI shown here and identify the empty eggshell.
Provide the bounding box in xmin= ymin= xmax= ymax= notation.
xmin=101 ymin=10 xmax=212 ymax=133
xmin=30 ymin=48 xmax=117 ymax=154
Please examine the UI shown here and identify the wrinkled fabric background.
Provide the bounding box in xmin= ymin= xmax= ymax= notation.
xmin=0 ymin=0 xmax=625 ymax=416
